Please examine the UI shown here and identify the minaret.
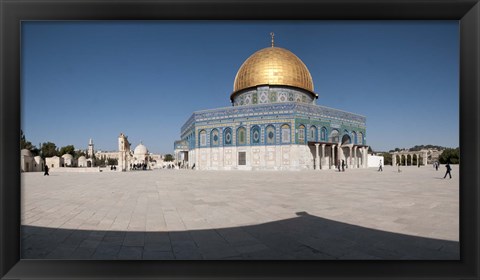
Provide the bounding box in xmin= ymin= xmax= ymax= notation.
xmin=118 ymin=133 xmax=131 ymax=171
xmin=87 ymin=138 xmax=94 ymax=158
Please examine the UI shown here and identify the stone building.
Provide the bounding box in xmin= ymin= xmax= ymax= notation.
xmin=77 ymin=156 xmax=89 ymax=167
xmin=20 ymin=149 xmax=44 ymax=172
xmin=175 ymin=35 xmax=368 ymax=170
xmin=61 ymin=153 xmax=75 ymax=167
xmin=133 ymin=143 xmax=148 ymax=165
xmin=391 ymin=149 xmax=444 ymax=166
xmin=45 ymin=156 xmax=63 ymax=168
xmin=93 ymin=134 xmax=162 ymax=170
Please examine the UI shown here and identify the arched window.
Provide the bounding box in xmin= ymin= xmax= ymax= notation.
xmin=251 ymin=125 xmax=261 ymax=145
xmin=321 ymin=127 xmax=327 ymax=141
xmin=358 ymin=132 xmax=364 ymax=145
xmin=224 ymin=127 xmax=232 ymax=146
xmin=199 ymin=130 xmax=207 ymax=147
xmin=237 ymin=127 xmax=246 ymax=145
xmin=309 ymin=125 xmax=317 ymax=142
xmin=265 ymin=125 xmax=275 ymax=145
xmin=341 ymin=133 xmax=351 ymax=145
xmin=352 ymin=131 xmax=357 ymax=144
xmin=329 ymin=129 xmax=339 ymax=143
xmin=298 ymin=124 xmax=306 ymax=144
xmin=281 ymin=124 xmax=291 ymax=144
xmin=211 ymin=129 xmax=219 ymax=147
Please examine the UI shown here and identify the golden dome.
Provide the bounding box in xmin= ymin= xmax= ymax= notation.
xmin=233 ymin=46 xmax=314 ymax=94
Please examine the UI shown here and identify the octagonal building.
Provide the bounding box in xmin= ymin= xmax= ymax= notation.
xmin=174 ymin=38 xmax=368 ymax=170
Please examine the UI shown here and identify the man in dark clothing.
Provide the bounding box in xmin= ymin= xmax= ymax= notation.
xmin=435 ymin=162 xmax=439 ymax=171
xmin=341 ymin=160 xmax=345 ymax=172
xmin=44 ymin=165 xmax=49 ymax=176
xmin=443 ymin=162 xmax=452 ymax=179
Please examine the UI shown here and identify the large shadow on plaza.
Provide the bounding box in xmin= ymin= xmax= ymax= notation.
xmin=21 ymin=212 xmax=459 ymax=260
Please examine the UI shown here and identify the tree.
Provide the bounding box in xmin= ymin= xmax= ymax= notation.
xmin=93 ymin=155 xmax=105 ymax=167
xmin=20 ymin=130 xmax=34 ymax=150
xmin=381 ymin=153 xmax=392 ymax=165
xmin=410 ymin=144 xmax=446 ymax=152
xmin=74 ymin=150 xmax=86 ymax=159
xmin=20 ymin=130 xmax=40 ymax=156
xmin=107 ymin=158 xmax=118 ymax=166
xmin=40 ymin=142 xmax=58 ymax=158
xmin=164 ymin=154 xmax=174 ymax=162
xmin=59 ymin=145 xmax=75 ymax=157
xmin=439 ymin=148 xmax=460 ymax=164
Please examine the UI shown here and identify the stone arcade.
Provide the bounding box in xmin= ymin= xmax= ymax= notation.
xmin=174 ymin=35 xmax=368 ymax=170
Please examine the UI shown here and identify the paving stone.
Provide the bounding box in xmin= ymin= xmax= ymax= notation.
xmin=91 ymin=244 xmax=122 ymax=259
xmin=123 ymin=232 xmax=145 ymax=247
xmin=117 ymin=246 xmax=143 ymax=260
xmin=46 ymin=244 xmax=78 ymax=259
xmin=143 ymin=249 xmax=175 ymax=260
xmin=70 ymin=246 xmax=97 ymax=259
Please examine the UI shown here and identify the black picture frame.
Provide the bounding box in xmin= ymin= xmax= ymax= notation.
xmin=1 ymin=0 xmax=479 ymax=279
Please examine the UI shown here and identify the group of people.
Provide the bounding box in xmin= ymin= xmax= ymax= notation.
xmin=41 ymin=157 xmax=453 ymax=178
xmin=392 ymin=159 xmax=452 ymax=178
xmin=163 ymin=162 xmax=195 ymax=170
xmin=130 ymin=163 xmax=148 ymax=170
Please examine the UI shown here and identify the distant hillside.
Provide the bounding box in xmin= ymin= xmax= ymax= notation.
xmin=388 ymin=145 xmax=452 ymax=153
xmin=408 ymin=145 xmax=448 ymax=151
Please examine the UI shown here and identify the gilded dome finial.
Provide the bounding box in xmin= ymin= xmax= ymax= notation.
xmin=270 ymin=32 xmax=275 ymax=47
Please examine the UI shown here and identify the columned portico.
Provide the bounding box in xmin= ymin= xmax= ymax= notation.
xmin=308 ymin=141 xmax=368 ymax=170
xmin=353 ymin=146 xmax=357 ymax=168
xmin=348 ymin=146 xmax=352 ymax=168
xmin=331 ymin=145 xmax=336 ymax=169
xmin=321 ymin=144 xmax=326 ymax=169
xmin=363 ymin=146 xmax=368 ymax=168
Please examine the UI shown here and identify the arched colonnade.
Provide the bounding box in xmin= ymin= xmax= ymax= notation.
xmin=391 ymin=151 xmax=428 ymax=166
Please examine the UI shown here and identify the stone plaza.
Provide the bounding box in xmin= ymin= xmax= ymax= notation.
xmin=21 ymin=165 xmax=459 ymax=260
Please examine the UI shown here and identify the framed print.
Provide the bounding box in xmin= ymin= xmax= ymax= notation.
xmin=1 ymin=0 xmax=479 ymax=279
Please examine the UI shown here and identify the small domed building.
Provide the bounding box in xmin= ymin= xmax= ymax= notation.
xmin=61 ymin=153 xmax=75 ymax=167
xmin=77 ymin=155 xmax=88 ymax=167
xmin=174 ymin=35 xmax=368 ymax=170
xmin=45 ymin=155 xmax=63 ymax=169
xmin=133 ymin=143 xmax=148 ymax=165
xmin=20 ymin=149 xmax=44 ymax=172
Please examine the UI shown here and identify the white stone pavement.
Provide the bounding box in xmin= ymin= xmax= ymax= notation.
xmin=21 ymin=165 xmax=459 ymax=260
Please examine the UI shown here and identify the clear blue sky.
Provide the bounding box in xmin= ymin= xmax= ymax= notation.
xmin=22 ymin=21 xmax=459 ymax=154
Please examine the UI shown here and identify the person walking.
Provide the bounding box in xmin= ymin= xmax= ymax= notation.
xmin=397 ymin=161 xmax=401 ymax=173
xmin=44 ymin=165 xmax=49 ymax=176
xmin=378 ymin=160 xmax=383 ymax=172
xmin=435 ymin=161 xmax=439 ymax=171
xmin=337 ymin=159 xmax=341 ymax=172
xmin=443 ymin=162 xmax=452 ymax=179
xmin=341 ymin=159 xmax=345 ymax=172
